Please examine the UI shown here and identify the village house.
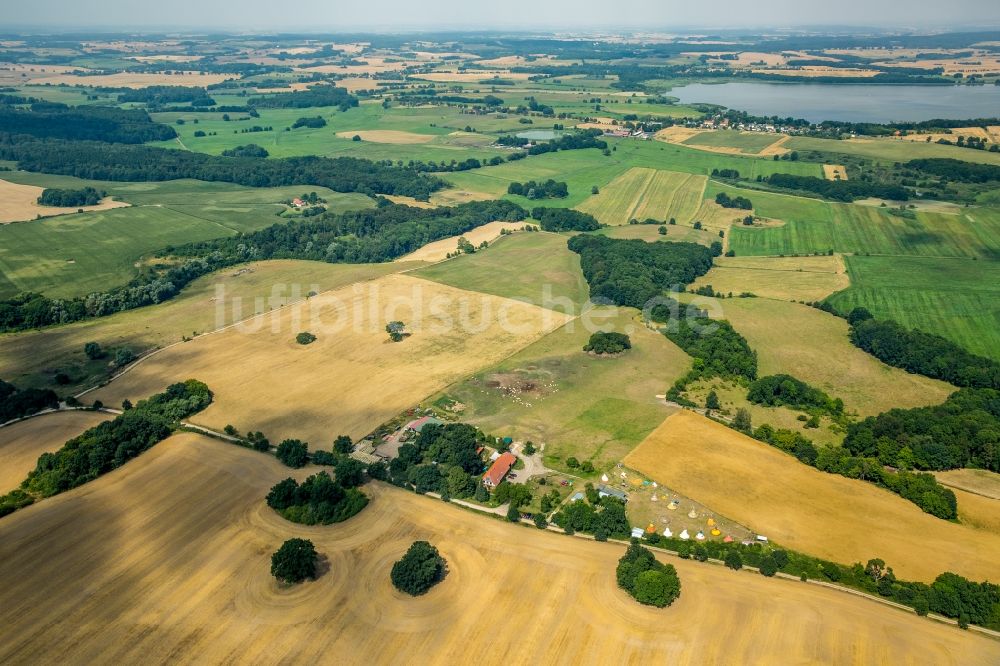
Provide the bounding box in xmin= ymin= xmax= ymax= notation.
xmin=482 ymin=451 xmax=516 ymax=489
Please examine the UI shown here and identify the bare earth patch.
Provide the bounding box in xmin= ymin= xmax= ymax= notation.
xmin=0 ymin=179 xmax=130 ymax=224
xmin=624 ymin=410 xmax=1000 ymax=582
xmin=0 ymin=432 xmax=996 ymax=663
xmin=823 ymin=165 xmax=848 ymax=181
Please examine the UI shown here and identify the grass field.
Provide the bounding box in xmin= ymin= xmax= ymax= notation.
xmin=0 ymin=176 xmax=374 ymax=299
xmin=2 ymin=433 xmax=994 ymax=664
xmin=683 ymin=130 xmax=786 ymax=155
xmin=0 ymin=178 xmax=129 ymax=224
xmin=0 ymin=260 xmax=414 ymax=394
xmin=0 ymin=411 xmax=111 ymax=493
xmin=691 ymin=254 xmax=850 ymax=302
xmin=933 ymin=469 xmax=1000 ymax=500
xmin=396 ymin=222 xmax=528 ymax=263
xmin=430 ymin=308 xmax=691 ymax=474
xmin=724 ymin=184 xmax=1000 ymax=259
xmin=827 ymin=254 xmax=1000 ymax=361
xmin=574 ymin=168 xmax=706 ymax=226
xmin=412 ymin=232 xmax=589 ymax=308
xmin=698 ymin=296 xmax=954 ymax=416
xmin=624 ymin=410 xmax=1000 ymax=582
xmin=91 ymin=274 xmax=573 ymax=445
xmin=787 ymin=135 xmax=1000 ymax=166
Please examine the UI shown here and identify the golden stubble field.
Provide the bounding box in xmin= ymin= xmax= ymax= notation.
xmin=0 ymin=178 xmax=129 ymax=224
xmin=93 ymin=274 xmax=573 ymax=445
xmin=691 ymin=254 xmax=850 ymax=302
xmin=0 ymin=410 xmax=110 ymax=492
xmin=396 ymin=222 xmax=528 ymax=262
xmin=0 ymin=431 xmax=995 ymax=665
xmin=624 ymin=410 xmax=1000 ymax=582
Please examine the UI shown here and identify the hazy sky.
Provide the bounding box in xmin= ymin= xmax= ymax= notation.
xmin=4 ymin=0 xmax=999 ymax=31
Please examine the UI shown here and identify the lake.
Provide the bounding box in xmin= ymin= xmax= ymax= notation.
xmin=669 ymin=82 xmax=1000 ymax=124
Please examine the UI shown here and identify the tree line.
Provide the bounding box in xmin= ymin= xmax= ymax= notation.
xmin=0 ymin=380 xmax=212 ymax=517
xmin=248 ymin=85 xmax=358 ymax=111
xmin=567 ymin=235 xmax=716 ymax=309
xmin=846 ymin=311 xmax=1000 ymax=390
xmin=0 ymin=103 xmax=177 ymax=143
xmin=507 ymin=179 xmax=568 ymax=199
xmin=641 ymin=529 xmax=999 ymax=630
xmin=905 ymin=158 xmax=1000 ymax=183
xmin=0 ymin=136 xmax=445 ymax=199
xmin=765 ymin=173 xmax=910 ymax=202
xmin=532 ymin=207 xmax=600 ymax=231
xmin=0 ymin=200 xmax=526 ymax=333
xmin=37 ymin=186 xmax=105 ymax=207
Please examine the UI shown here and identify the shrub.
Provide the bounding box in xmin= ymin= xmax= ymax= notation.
xmin=583 ymin=331 xmax=631 ymax=355
xmin=296 ymin=331 xmax=317 ymax=345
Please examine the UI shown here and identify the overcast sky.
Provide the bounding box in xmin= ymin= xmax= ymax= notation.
xmin=4 ymin=0 xmax=999 ymax=31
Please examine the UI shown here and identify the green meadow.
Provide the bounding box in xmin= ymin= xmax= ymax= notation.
xmin=828 ymin=254 xmax=1000 ymax=361
xmin=0 ymin=175 xmax=373 ymax=299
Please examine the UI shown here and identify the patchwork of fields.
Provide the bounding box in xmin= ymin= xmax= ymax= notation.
xmin=6 ymin=433 xmax=992 ymax=664
xmin=624 ymin=410 xmax=1000 ymax=582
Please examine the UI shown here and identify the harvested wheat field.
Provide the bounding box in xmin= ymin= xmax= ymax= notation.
xmin=625 ymin=410 xmax=1000 ymax=582
xmin=335 ymin=130 xmax=436 ymax=144
xmin=396 ymin=222 xmax=527 ymax=262
xmin=92 ymin=274 xmax=573 ymax=444
xmin=0 ymin=432 xmax=996 ymax=665
xmin=654 ymin=126 xmax=707 ymax=145
xmin=691 ymin=254 xmax=849 ymax=302
xmin=0 ymin=410 xmax=110 ymax=492
xmin=41 ymin=71 xmax=232 ymax=87
xmin=823 ymin=164 xmax=848 ymax=181
xmin=934 ymin=468 xmax=1000 ymax=500
xmin=710 ymin=297 xmax=953 ymax=416
xmin=576 ymin=168 xmax=706 ymax=226
xmin=0 ymin=178 xmax=129 ymax=223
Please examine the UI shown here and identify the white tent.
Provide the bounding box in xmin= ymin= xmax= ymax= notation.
xmin=631 ymin=527 xmax=645 ymax=539
xmin=695 ymin=531 xmax=706 ymax=541
xmin=679 ymin=529 xmax=690 ymax=540
xmin=663 ymin=527 xmax=673 ymax=538
xmin=601 ymin=473 xmax=609 ymax=483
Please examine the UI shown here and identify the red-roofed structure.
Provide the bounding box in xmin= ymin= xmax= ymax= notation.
xmin=483 ymin=452 xmax=516 ymax=488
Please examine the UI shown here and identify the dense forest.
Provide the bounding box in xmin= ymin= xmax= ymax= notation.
xmin=905 ymin=158 xmax=1000 ymax=183
xmin=265 ymin=471 xmax=368 ymax=525
xmin=0 ymin=136 xmax=444 ymax=199
xmin=37 ymin=186 xmax=105 ymax=207
xmin=532 ymin=207 xmax=600 ymax=231
xmin=843 ymin=388 xmax=1000 ymax=472
xmin=507 ymin=179 xmax=568 ymax=199
xmin=765 ymin=173 xmax=910 ymax=202
xmin=567 ymin=235 xmax=715 ymax=308
xmin=747 ymin=374 xmax=844 ymax=416
xmin=0 ymin=103 xmax=177 ymax=143
xmin=0 ymin=200 xmax=525 ymax=333
xmin=0 ymin=380 xmax=212 ymax=517
xmin=0 ymin=379 xmax=59 ymax=423
xmin=664 ymin=318 xmax=758 ymax=384
xmin=248 ymin=85 xmax=358 ymax=111
xmin=847 ymin=314 xmax=1000 ymax=390
xmin=117 ymin=86 xmax=215 ymax=107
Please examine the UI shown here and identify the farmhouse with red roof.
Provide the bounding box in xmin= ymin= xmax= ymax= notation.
xmin=483 ymin=452 xmax=516 ymax=489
